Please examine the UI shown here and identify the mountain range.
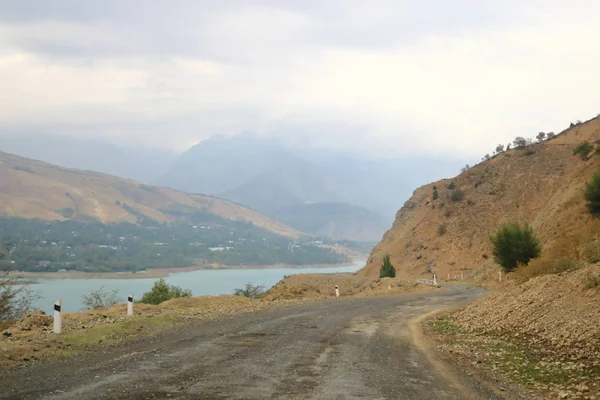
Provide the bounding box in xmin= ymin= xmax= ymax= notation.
xmin=0 ymin=133 xmax=466 ymax=241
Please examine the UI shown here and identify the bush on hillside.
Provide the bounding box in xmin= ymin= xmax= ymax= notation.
xmin=432 ymin=187 xmax=439 ymax=200
xmin=584 ymin=173 xmax=600 ymax=217
xmin=82 ymin=287 xmax=120 ymax=310
xmin=233 ymin=283 xmax=266 ymax=299
xmin=450 ymin=189 xmax=465 ymax=202
xmin=573 ymin=141 xmax=594 ymax=161
xmin=546 ymin=132 xmax=556 ymax=140
xmin=379 ymin=254 xmax=396 ymax=278
xmin=437 ymin=223 xmax=447 ymax=236
xmin=447 ymin=181 xmax=456 ymax=190
xmin=513 ymin=137 xmax=527 ymax=148
xmin=495 ymin=144 xmax=505 ymax=154
xmin=139 ymin=278 xmax=192 ymax=305
xmin=490 ymin=223 xmax=542 ymax=272
xmin=536 ymin=132 xmax=546 ymax=142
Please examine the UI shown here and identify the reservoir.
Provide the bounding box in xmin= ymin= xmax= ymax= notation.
xmin=26 ymin=261 xmax=365 ymax=314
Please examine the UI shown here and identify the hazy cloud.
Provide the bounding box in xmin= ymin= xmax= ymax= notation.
xmin=1 ymin=0 xmax=599 ymax=158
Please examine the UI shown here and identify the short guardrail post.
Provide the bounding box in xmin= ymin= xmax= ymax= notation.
xmin=433 ymin=273 xmax=437 ymax=286
xmin=335 ymin=285 xmax=340 ymax=298
xmin=127 ymin=294 xmax=134 ymax=316
xmin=53 ymin=300 xmax=62 ymax=334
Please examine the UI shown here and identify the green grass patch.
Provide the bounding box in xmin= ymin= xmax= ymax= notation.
xmin=426 ymin=314 xmax=464 ymax=334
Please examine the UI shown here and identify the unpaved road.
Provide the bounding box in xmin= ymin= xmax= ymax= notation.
xmin=0 ymin=285 xmax=498 ymax=399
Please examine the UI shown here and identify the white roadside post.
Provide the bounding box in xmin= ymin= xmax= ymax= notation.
xmin=499 ymin=271 xmax=502 ymax=283
xmin=127 ymin=294 xmax=134 ymax=317
xmin=335 ymin=285 xmax=340 ymax=298
xmin=447 ymin=273 xmax=450 ymax=280
xmin=53 ymin=300 xmax=62 ymax=334
xmin=433 ymin=273 xmax=437 ymax=286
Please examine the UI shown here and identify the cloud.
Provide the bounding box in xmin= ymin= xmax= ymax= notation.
xmin=0 ymin=0 xmax=599 ymax=158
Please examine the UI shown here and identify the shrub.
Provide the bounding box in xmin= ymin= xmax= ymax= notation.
xmin=233 ymin=283 xmax=266 ymax=299
xmin=490 ymin=223 xmax=542 ymax=272
xmin=447 ymin=181 xmax=456 ymax=190
xmin=432 ymin=187 xmax=439 ymax=200
xmin=584 ymin=173 xmax=600 ymax=217
xmin=495 ymin=144 xmax=505 ymax=153
xmin=82 ymin=287 xmax=120 ymax=310
xmin=443 ymin=209 xmax=452 ymax=217
xmin=536 ymin=132 xmax=546 ymax=142
xmin=573 ymin=141 xmax=594 ymax=160
xmin=379 ymin=254 xmax=396 ymax=278
xmin=139 ymin=278 xmax=192 ymax=305
xmin=546 ymin=132 xmax=556 ymax=140
xmin=437 ymin=223 xmax=447 ymax=236
xmin=513 ymin=137 xmax=527 ymax=148
xmin=450 ymin=189 xmax=464 ymax=202
xmin=587 ymin=275 xmax=600 ymax=289
xmin=0 ymin=247 xmax=40 ymax=323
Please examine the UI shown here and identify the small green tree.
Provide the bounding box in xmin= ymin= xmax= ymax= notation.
xmin=490 ymin=223 xmax=541 ymax=272
xmin=139 ymin=278 xmax=192 ymax=305
xmin=432 ymin=187 xmax=439 ymax=200
xmin=584 ymin=173 xmax=600 ymax=217
xmin=379 ymin=254 xmax=396 ymax=278
xmin=447 ymin=181 xmax=456 ymax=190
xmin=573 ymin=141 xmax=594 ymax=161
xmin=513 ymin=137 xmax=527 ymax=148
xmin=536 ymin=132 xmax=546 ymax=142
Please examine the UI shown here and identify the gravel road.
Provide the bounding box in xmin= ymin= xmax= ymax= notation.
xmin=0 ymin=285 xmax=499 ymax=399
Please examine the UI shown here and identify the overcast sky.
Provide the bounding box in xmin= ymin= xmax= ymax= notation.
xmin=1 ymin=0 xmax=599 ymax=158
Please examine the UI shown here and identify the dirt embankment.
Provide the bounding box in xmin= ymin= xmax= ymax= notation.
xmin=264 ymin=273 xmax=436 ymax=301
xmin=426 ymin=264 xmax=600 ymax=399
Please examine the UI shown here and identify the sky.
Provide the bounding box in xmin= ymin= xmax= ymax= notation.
xmin=0 ymin=0 xmax=599 ymax=159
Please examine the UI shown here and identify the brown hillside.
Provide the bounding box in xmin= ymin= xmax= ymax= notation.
xmin=361 ymin=116 xmax=600 ymax=279
xmin=0 ymin=152 xmax=301 ymax=238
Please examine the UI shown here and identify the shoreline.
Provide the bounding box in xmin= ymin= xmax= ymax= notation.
xmin=14 ymin=261 xmax=361 ymax=280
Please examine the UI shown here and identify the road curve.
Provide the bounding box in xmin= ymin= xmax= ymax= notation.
xmin=0 ymin=285 xmax=497 ymax=400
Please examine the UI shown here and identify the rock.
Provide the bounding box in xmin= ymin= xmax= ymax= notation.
xmin=576 ymin=384 xmax=590 ymax=393
xmin=2 ymin=331 xmax=11 ymax=337
xmin=559 ymin=392 xmax=569 ymax=399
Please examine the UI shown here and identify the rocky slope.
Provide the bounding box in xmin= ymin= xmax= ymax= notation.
xmin=0 ymin=152 xmax=301 ymax=238
xmin=361 ymin=116 xmax=600 ymax=280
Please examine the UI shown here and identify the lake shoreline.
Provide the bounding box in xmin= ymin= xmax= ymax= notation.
xmin=15 ymin=262 xmax=358 ymax=280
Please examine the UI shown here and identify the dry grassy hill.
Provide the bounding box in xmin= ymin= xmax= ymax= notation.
xmin=361 ymin=116 xmax=600 ymax=280
xmin=0 ymin=152 xmax=301 ymax=238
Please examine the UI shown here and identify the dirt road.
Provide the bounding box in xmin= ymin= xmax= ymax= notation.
xmin=0 ymin=286 xmax=499 ymax=399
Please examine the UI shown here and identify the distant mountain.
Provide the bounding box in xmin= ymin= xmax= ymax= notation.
xmin=271 ymin=203 xmax=391 ymax=242
xmin=158 ymin=134 xmax=465 ymax=241
xmin=0 ymin=135 xmax=178 ymax=184
xmin=0 ymin=151 xmax=301 ymax=238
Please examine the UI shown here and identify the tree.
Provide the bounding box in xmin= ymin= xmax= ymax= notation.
xmin=432 ymin=187 xmax=439 ymax=200
xmin=450 ymin=189 xmax=465 ymax=202
xmin=536 ymin=132 xmax=546 ymax=142
xmin=495 ymin=144 xmax=505 ymax=154
xmin=379 ymin=254 xmax=396 ymax=278
xmin=233 ymin=283 xmax=266 ymax=299
xmin=460 ymin=164 xmax=470 ymax=173
xmin=513 ymin=137 xmax=527 ymax=148
xmin=573 ymin=141 xmax=594 ymax=161
xmin=0 ymin=246 xmax=40 ymax=322
xmin=490 ymin=223 xmax=541 ymax=272
xmin=584 ymin=173 xmax=600 ymax=217
xmin=447 ymin=181 xmax=456 ymax=190
xmin=546 ymin=132 xmax=556 ymax=140
xmin=139 ymin=278 xmax=192 ymax=305
xmin=483 ymin=154 xmax=491 ymax=161
xmin=82 ymin=286 xmax=120 ymax=310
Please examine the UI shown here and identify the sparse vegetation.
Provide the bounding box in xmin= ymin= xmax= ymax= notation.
xmin=573 ymin=141 xmax=594 ymax=161
xmin=460 ymin=164 xmax=470 ymax=173
xmin=546 ymin=132 xmax=556 ymax=140
xmin=82 ymin=287 xmax=120 ymax=310
xmin=450 ymin=189 xmax=465 ymax=202
xmin=139 ymin=279 xmax=192 ymax=305
xmin=490 ymin=223 xmax=542 ymax=272
xmin=443 ymin=209 xmax=452 ymax=218
xmin=584 ymin=173 xmax=600 ymax=217
xmin=447 ymin=181 xmax=456 ymax=190
xmin=379 ymin=254 xmax=396 ymax=278
xmin=495 ymin=144 xmax=505 ymax=154
xmin=233 ymin=283 xmax=266 ymax=299
xmin=432 ymin=186 xmax=439 ymax=200
xmin=586 ymin=275 xmax=600 ymax=289
xmin=0 ymin=246 xmax=40 ymax=323
xmin=437 ymin=223 xmax=447 ymax=236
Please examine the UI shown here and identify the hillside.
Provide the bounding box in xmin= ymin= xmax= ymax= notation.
xmin=360 ymin=116 xmax=600 ymax=279
xmin=0 ymin=151 xmax=300 ymax=238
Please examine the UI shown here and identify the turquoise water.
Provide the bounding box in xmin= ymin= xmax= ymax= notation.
xmin=27 ymin=261 xmax=365 ymax=314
